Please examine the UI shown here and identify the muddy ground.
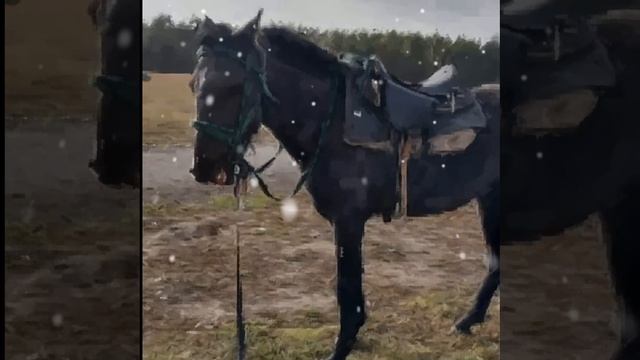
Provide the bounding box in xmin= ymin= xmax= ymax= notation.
xmin=5 ymin=119 xmax=140 ymax=360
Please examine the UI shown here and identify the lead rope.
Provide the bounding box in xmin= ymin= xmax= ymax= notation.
xmin=233 ymin=176 xmax=248 ymax=360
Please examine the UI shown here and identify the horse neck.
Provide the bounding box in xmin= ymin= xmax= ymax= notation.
xmin=260 ymin=59 xmax=336 ymax=168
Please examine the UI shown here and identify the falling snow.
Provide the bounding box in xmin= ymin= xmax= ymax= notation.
xmin=224 ymin=71 xmax=231 ymax=77
xmin=311 ymin=101 xmax=317 ymax=107
xmin=280 ymin=198 xmax=299 ymax=222
xmin=180 ymin=41 xmax=186 ymax=47
xmin=205 ymin=94 xmax=215 ymax=107
xmin=459 ymin=252 xmax=467 ymax=260
xmin=219 ymin=37 xmax=224 ymax=43
xmin=521 ymin=74 xmax=528 ymax=82
xmin=441 ymin=163 xmax=446 ymax=169
xmin=169 ymin=254 xmax=176 ymax=264
xmin=58 ymin=139 xmax=66 ymax=149
xmin=117 ymin=29 xmax=132 ymax=49
xmin=433 ymin=60 xmax=439 ymax=66
xmin=536 ymin=151 xmax=544 ymax=159
xmin=22 ymin=201 xmax=35 ymax=223
xmin=237 ymin=51 xmax=243 ymax=58
xmin=420 ymin=8 xmax=425 ymax=14
xmin=201 ymin=9 xmax=207 ymax=15
xmin=172 ymin=157 xmax=177 ymax=163
xmin=152 ymin=193 xmax=160 ymax=204
xmin=51 ymin=313 xmax=64 ymax=328
xmin=361 ymin=177 xmax=368 ymax=186
xmin=249 ymin=177 xmax=259 ymax=189
xmin=567 ymin=308 xmax=580 ymax=321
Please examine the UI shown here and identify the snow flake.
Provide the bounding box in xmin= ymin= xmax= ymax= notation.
xmin=280 ymin=198 xmax=299 ymax=222
xmin=117 ymin=29 xmax=132 ymax=49
xmin=51 ymin=313 xmax=64 ymax=328
xmin=205 ymin=94 xmax=215 ymax=107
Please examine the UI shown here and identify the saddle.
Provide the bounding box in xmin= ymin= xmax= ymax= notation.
xmin=340 ymin=54 xmax=486 ymax=149
xmin=339 ymin=53 xmax=488 ymax=217
xmin=502 ymin=16 xmax=616 ymax=134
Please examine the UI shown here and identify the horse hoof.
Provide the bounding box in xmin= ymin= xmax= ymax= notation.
xmin=450 ymin=323 xmax=472 ymax=335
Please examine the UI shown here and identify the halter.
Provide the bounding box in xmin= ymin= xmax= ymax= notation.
xmin=192 ymin=40 xmax=339 ymax=200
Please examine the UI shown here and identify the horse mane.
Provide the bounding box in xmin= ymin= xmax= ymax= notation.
xmin=261 ymin=27 xmax=339 ymax=78
xmin=196 ymin=19 xmax=338 ymax=78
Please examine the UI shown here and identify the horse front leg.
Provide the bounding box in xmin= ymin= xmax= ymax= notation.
xmin=601 ymin=187 xmax=640 ymax=360
xmin=327 ymin=217 xmax=366 ymax=360
xmin=455 ymin=185 xmax=500 ymax=334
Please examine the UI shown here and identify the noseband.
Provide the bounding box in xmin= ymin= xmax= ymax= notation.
xmin=193 ymin=40 xmax=339 ymax=200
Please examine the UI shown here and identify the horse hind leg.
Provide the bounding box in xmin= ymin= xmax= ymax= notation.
xmin=454 ymin=185 xmax=500 ymax=334
xmin=601 ymin=187 xmax=640 ymax=360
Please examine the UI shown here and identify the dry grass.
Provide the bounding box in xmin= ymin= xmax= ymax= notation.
xmin=143 ymin=73 xmax=196 ymax=146
xmin=5 ymin=0 xmax=99 ymax=116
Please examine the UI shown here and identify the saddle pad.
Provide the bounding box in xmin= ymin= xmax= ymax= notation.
xmin=428 ymin=129 xmax=477 ymax=155
xmin=513 ymin=88 xmax=598 ymax=135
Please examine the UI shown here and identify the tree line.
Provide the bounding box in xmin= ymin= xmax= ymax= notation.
xmin=143 ymin=15 xmax=499 ymax=86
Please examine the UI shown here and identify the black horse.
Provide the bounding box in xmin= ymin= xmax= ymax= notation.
xmin=87 ymin=0 xmax=141 ymax=187
xmin=189 ymin=12 xmax=500 ymax=359
xmin=501 ymin=4 xmax=640 ymax=360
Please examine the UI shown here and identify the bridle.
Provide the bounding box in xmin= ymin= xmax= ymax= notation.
xmin=192 ymin=38 xmax=339 ymax=200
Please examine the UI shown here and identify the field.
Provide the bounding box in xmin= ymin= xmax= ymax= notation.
xmin=5 ymin=0 xmax=99 ymax=116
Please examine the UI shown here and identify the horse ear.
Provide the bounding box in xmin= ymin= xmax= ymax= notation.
xmin=240 ymin=9 xmax=263 ymax=38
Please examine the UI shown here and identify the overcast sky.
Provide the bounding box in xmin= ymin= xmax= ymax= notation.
xmin=143 ymin=0 xmax=499 ymax=43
